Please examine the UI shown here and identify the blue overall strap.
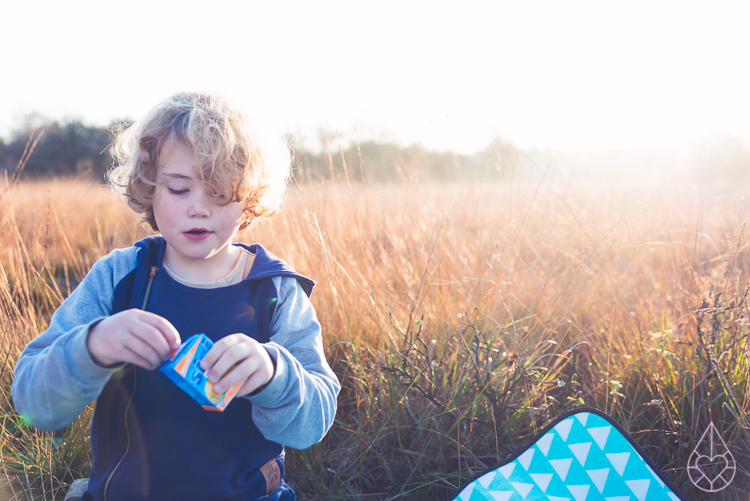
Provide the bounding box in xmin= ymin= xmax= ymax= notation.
xmin=449 ymin=408 xmax=688 ymax=501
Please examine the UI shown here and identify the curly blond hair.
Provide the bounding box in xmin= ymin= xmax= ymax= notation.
xmin=108 ymin=92 xmax=292 ymax=232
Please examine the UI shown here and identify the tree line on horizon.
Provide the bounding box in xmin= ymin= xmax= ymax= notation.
xmin=0 ymin=116 xmax=520 ymax=183
xmin=3 ymin=115 xmax=749 ymax=185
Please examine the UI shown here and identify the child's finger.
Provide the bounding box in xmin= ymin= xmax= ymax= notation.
xmin=214 ymin=355 xmax=261 ymax=393
xmin=131 ymin=322 xmax=172 ymax=361
xmin=200 ymin=337 xmax=230 ymax=371
xmin=200 ymin=334 xmax=247 ymax=373
xmin=122 ymin=346 xmax=161 ymax=371
xmin=205 ymin=343 xmax=254 ymax=383
xmin=139 ymin=310 xmax=182 ymax=350
xmin=237 ymin=368 xmax=269 ymax=396
xmin=123 ymin=334 xmax=164 ymax=369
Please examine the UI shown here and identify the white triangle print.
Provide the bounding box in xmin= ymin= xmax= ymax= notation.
xmin=625 ymin=479 xmax=650 ymax=501
xmin=555 ymin=419 xmax=574 ymax=441
xmin=575 ymin=413 xmax=589 ymax=426
xmin=499 ymin=463 xmax=515 ymax=479
xmin=549 ymin=458 xmax=573 ymax=481
xmin=568 ymin=442 xmax=592 ymax=466
xmin=548 ymin=497 xmax=571 ymax=501
xmin=518 ymin=449 xmax=535 ymax=470
xmin=606 ymin=452 xmax=630 ymax=476
xmin=489 ymin=492 xmax=513 ymax=501
xmin=510 ymin=482 xmax=533 ymax=499
xmin=478 ymin=471 xmax=496 ymax=489
xmin=605 ymin=497 xmax=630 ymax=501
xmin=667 ymin=494 xmax=680 ymax=501
xmin=529 ymin=473 xmax=552 ymax=492
xmin=645 ymin=465 xmax=665 ymax=487
xmin=566 ymin=484 xmax=590 ymax=501
xmin=586 ymin=468 xmax=610 ymax=493
xmin=536 ymin=432 xmax=554 ymax=456
xmin=458 ymin=483 xmax=474 ymax=501
xmin=587 ymin=426 xmax=611 ymax=449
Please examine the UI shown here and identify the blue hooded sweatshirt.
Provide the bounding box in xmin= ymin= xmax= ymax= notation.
xmin=12 ymin=236 xmax=340 ymax=500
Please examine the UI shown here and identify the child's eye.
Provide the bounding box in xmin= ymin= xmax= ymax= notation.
xmin=168 ymin=188 xmax=188 ymax=195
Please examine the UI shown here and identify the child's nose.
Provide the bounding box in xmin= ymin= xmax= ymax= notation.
xmin=188 ymin=191 xmax=211 ymax=217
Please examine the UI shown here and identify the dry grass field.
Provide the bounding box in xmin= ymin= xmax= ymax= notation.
xmin=1 ymin=173 xmax=749 ymax=500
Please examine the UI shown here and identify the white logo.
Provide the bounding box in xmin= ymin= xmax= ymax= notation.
xmin=688 ymin=421 xmax=735 ymax=492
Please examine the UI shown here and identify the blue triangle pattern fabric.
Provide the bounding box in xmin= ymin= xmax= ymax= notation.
xmin=449 ymin=408 xmax=688 ymax=501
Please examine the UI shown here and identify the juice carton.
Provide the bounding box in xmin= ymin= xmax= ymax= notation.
xmin=159 ymin=333 xmax=244 ymax=411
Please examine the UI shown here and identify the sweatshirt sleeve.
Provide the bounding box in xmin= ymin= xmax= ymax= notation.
xmin=11 ymin=247 xmax=138 ymax=431
xmin=247 ymin=276 xmax=340 ymax=449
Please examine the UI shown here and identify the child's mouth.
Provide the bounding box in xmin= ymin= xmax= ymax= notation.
xmin=184 ymin=229 xmax=211 ymax=241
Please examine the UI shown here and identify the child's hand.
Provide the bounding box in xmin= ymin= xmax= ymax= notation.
xmin=200 ymin=334 xmax=274 ymax=397
xmin=87 ymin=309 xmax=182 ymax=370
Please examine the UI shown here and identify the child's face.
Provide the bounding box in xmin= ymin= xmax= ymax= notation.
xmin=152 ymin=140 xmax=243 ymax=275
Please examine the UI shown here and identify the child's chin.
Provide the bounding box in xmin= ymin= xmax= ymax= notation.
xmin=168 ymin=246 xmax=214 ymax=262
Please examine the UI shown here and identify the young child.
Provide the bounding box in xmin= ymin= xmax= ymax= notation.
xmin=11 ymin=92 xmax=340 ymax=501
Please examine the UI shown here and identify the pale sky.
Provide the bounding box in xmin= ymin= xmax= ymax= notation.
xmin=1 ymin=1 xmax=749 ymax=153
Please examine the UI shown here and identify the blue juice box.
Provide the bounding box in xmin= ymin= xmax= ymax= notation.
xmin=159 ymin=333 xmax=243 ymax=412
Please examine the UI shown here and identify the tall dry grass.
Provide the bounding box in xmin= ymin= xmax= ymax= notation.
xmin=1 ymin=172 xmax=749 ymax=500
